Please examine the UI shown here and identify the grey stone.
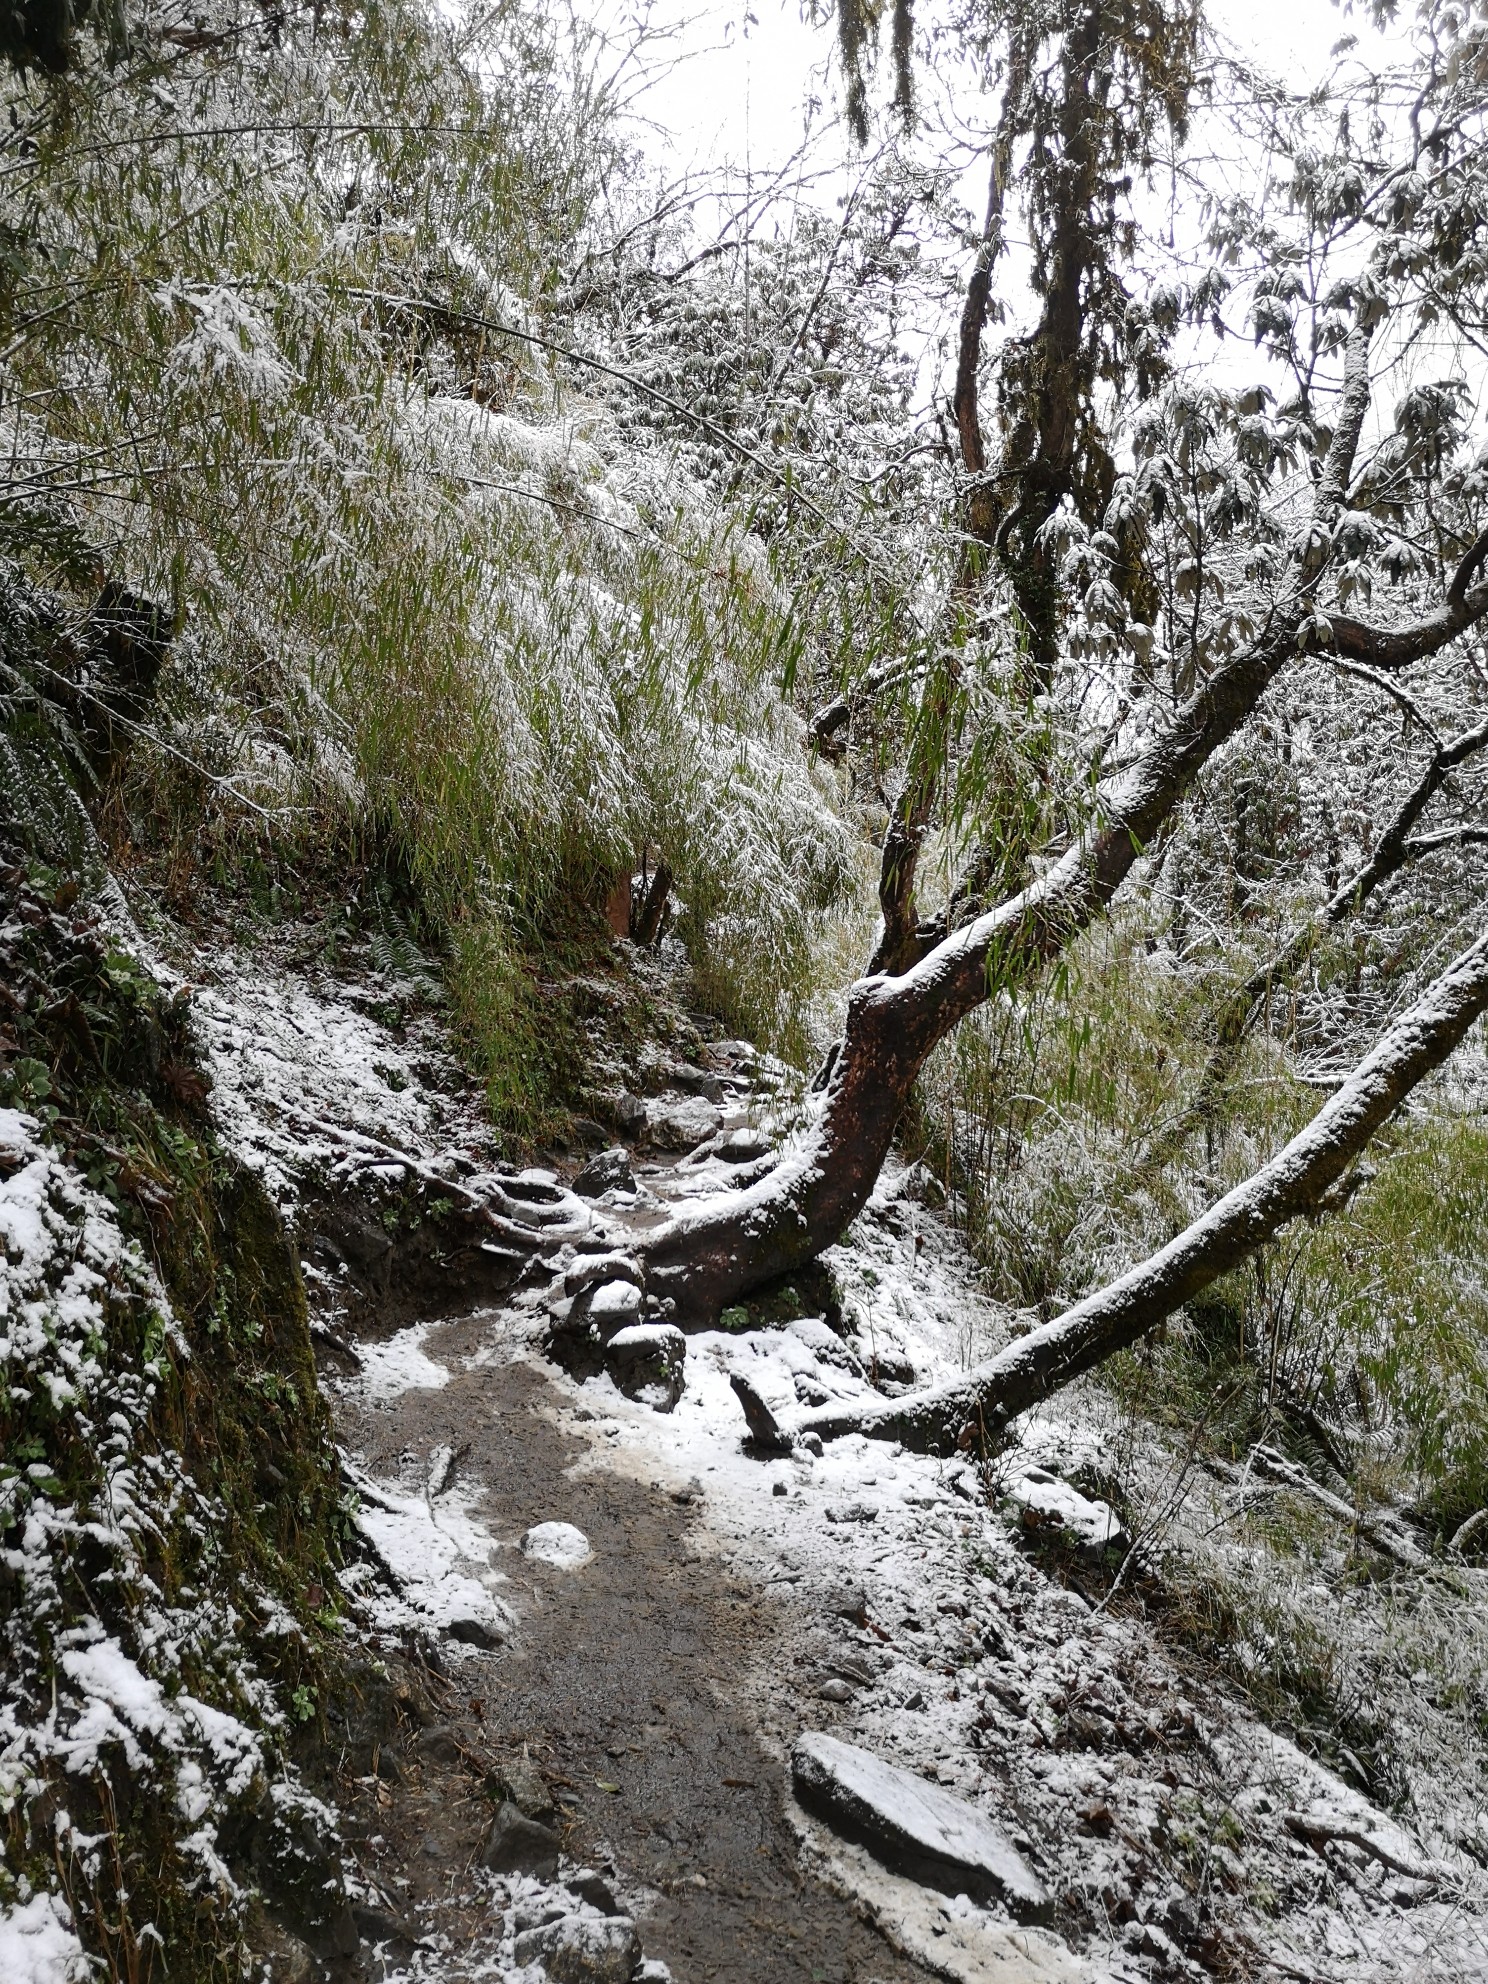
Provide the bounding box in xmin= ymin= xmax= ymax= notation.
xmin=564 ymin=1251 xmax=645 ymax=1298
xmin=511 ymin=1913 xmax=640 ymax=1982
xmin=791 ymin=1731 xmax=1049 ymax=1921
xmin=668 ymin=1063 xmax=725 ymax=1103
xmin=445 ymin=1602 xmax=507 ymax=1649
xmin=417 ymin=1724 xmax=464 ymax=1766
xmin=478 ymin=1800 xmax=561 ymax=1877
xmin=827 ymin=1584 xmax=870 ymax=1625
xmin=574 ymin=1147 xmax=636 ymax=1198
xmin=499 ymin=1756 xmax=558 ymax=1827
xmin=253 ymin=1921 xmax=318 ymax=1984
xmin=645 ymin=1096 xmax=721 ymax=1151
xmin=605 ymin=1322 xmax=686 ymax=1411
xmin=818 ymin=1678 xmax=854 ymax=1703
xmin=612 ymin=1092 xmax=647 ymax=1135
xmin=512 ymin=1899 xmax=569 ymax=1934
xmin=566 ymin=1868 xmax=622 ymax=1916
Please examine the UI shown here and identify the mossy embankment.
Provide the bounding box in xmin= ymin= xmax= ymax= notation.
xmin=0 ymin=584 xmax=378 ymax=1975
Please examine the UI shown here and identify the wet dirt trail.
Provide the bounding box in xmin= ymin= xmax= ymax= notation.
xmin=333 ymin=1303 xmax=931 ymax=1984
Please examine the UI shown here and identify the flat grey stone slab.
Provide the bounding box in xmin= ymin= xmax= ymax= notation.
xmin=792 ymin=1731 xmax=1049 ymax=1920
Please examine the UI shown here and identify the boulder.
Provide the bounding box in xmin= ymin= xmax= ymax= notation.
xmin=511 ymin=1913 xmax=641 ymax=1983
xmin=477 ymin=1800 xmax=560 ymax=1878
xmin=791 ymin=1731 xmax=1049 ymax=1920
xmin=605 ymin=1322 xmax=686 ymax=1411
xmin=644 ymin=1096 xmax=721 ymax=1152
xmin=573 ymin=1147 xmax=636 ymax=1198
xmin=1002 ymin=1464 xmax=1127 ymax=1558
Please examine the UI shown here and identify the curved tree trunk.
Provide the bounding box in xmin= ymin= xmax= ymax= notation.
xmin=634 ymin=334 xmax=1488 ymax=1337
xmin=732 ymin=918 xmax=1488 ymax=1452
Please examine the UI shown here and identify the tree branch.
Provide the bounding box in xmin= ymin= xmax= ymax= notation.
xmin=748 ymin=922 xmax=1488 ymax=1453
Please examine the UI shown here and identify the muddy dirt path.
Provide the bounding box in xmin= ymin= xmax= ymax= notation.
xmin=332 ymin=1304 xmax=931 ymax=1984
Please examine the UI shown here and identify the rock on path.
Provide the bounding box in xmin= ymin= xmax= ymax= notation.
xmin=791 ymin=1732 xmax=1049 ymax=1922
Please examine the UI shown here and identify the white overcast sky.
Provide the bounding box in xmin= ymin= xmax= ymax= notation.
xmin=602 ymin=0 xmax=1397 ymax=182
xmin=585 ymin=0 xmax=1464 ymax=435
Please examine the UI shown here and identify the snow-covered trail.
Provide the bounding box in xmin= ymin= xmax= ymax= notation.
xmin=194 ymin=949 xmax=1488 ymax=1983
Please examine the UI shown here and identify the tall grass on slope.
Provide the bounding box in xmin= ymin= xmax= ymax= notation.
xmin=0 ymin=0 xmax=868 ymax=1127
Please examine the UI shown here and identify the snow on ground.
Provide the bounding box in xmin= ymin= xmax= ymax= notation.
xmin=502 ymin=1168 xmax=1488 ymax=1983
xmin=356 ymin=1321 xmax=455 ymax=1403
xmin=191 ymin=955 xmax=1488 ymax=1982
xmin=189 ymin=958 xmax=483 ymax=1206
xmin=0 ymin=1891 xmax=90 ymax=1984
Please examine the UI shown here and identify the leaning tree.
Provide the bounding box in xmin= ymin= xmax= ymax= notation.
xmin=623 ymin=0 xmax=1488 ymax=1450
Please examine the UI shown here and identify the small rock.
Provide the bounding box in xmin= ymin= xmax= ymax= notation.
xmin=495 ymin=1756 xmax=557 ymax=1826
xmin=645 ymin=1096 xmax=721 ymax=1152
xmin=772 ymin=1480 xmax=788 ymax=1497
xmin=564 ymin=1251 xmax=645 ymax=1298
xmin=818 ymin=1678 xmax=854 ymax=1703
xmin=444 ymin=1600 xmax=507 ymax=1649
xmin=574 ymin=1147 xmax=636 ymax=1198
xmin=566 ymin=1868 xmax=622 ymax=1915
xmin=826 ymin=1502 xmax=878 ymax=1524
xmin=478 ymin=1800 xmax=561 ymax=1877
xmin=520 ymin=1522 xmax=593 ymax=1569
xmin=828 ymin=1584 xmax=870 ymax=1625
xmin=513 ymin=1898 xmax=570 ymax=1934
xmin=512 ymin=1913 xmax=640 ymax=1983
xmin=831 ymin=1654 xmax=876 ymax=1686
xmin=253 ymin=1921 xmax=318 ymax=1984
xmin=634 ymin=1964 xmax=674 ymax=1983
xmin=417 ymin=1724 xmax=464 ymax=1766
xmin=792 ymin=1732 xmax=1048 ymax=1920
xmin=799 ymin=1432 xmax=824 ymax=1456
xmin=605 ymin=1322 xmax=686 ymax=1411
xmin=717 ymin=1126 xmax=771 ymax=1163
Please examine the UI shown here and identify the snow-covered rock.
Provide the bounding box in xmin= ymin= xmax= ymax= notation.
xmin=644 ymin=1096 xmax=721 ymax=1151
xmin=1001 ymin=1464 xmax=1126 ymax=1556
xmin=519 ymin=1521 xmax=593 ymax=1569
xmin=605 ymin=1320 xmax=686 ymax=1410
xmin=791 ymin=1731 xmax=1050 ymax=1920
xmin=511 ymin=1911 xmax=640 ymax=1981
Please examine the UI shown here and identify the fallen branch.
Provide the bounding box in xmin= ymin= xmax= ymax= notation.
xmin=1282 ymin=1811 xmax=1443 ymax=1885
xmin=1230 ymin=1445 xmax=1428 ymax=1569
xmin=732 ymin=923 xmax=1488 ymax=1454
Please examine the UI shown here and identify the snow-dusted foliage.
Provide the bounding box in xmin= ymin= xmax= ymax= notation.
xmin=0 ymin=1107 xmax=343 ymax=1974
xmin=0 ymin=0 xmax=873 ymax=1088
